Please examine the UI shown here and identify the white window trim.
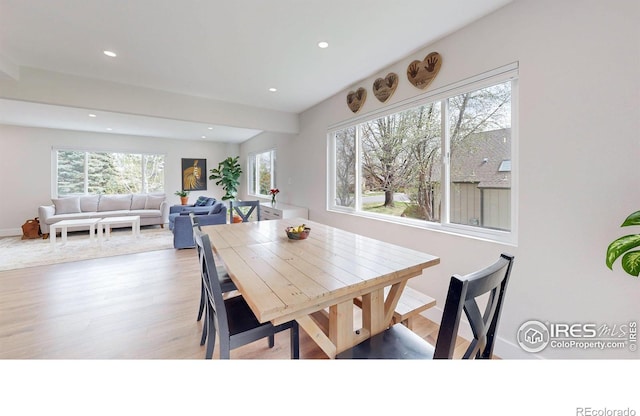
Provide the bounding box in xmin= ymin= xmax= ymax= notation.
xmin=52 ymin=147 xmax=166 ymax=198
xmin=326 ymin=63 xmax=519 ymax=246
xmin=248 ymin=148 xmax=277 ymax=198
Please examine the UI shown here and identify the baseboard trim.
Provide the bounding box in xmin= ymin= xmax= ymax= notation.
xmin=0 ymin=228 xmax=22 ymax=237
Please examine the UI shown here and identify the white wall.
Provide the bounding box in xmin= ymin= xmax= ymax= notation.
xmin=0 ymin=124 xmax=239 ymax=236
xmin=238 ymin=131 xmax=298 ymax=204
xmin=240 ymin=0 xmax=640 ymax=358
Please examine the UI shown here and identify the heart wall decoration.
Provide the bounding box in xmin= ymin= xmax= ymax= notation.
xmin=346 ymin=87 xmax=367 ymax=113
xmin=407 ymin=52 xmax=442 ymax=90
xmin=372 ymin=73 xmax=398 ymax=103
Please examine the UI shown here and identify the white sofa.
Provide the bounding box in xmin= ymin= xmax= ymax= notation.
xmin=38 ymin=193 xmax=169 ymax=236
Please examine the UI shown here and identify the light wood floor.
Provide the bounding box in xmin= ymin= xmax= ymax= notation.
xmin=0 ymin=248 xmax=470 ymax=359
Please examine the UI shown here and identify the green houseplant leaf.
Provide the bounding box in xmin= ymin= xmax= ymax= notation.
xmin=606 ymin=210 xmax=640 ymax=277
xmin=606 ymin=234 xmax=640 ymax=270
xmin=621 ymin=210 xmax=640 ymax=227
xmin=621 ymin=251 xmax=640 ymax=277
xmin=209 ymin=156 xmax=242 ymax=201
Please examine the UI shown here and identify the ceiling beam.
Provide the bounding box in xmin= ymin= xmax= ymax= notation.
xmin=0 ymin=67 xmax=299 ymax=135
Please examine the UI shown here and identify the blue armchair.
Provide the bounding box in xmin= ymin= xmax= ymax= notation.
xmin=170 ymin=197 xmax=227 ymax=248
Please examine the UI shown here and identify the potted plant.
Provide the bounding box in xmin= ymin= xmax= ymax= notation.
xmin=209 ymin=156 xmax=242 ymax=201
xmin=174 ymin=190 xmax=190 ymax=205
xmin=606 ymin=210 xmax=640 ymax=277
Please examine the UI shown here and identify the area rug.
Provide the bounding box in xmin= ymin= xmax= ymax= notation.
xmin=0 ymin=227 xmax=174 ymax=271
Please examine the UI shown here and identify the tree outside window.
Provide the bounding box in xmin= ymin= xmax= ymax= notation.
xmin=249 ymin=149 xmax=276 ymax=197
xmin=329 ymin=76 xmax=514 ymax=238
xmin=334 ymin=127 xmax=356 ymax=208
xmin=56 ymin=150 xmax=165 ymax=196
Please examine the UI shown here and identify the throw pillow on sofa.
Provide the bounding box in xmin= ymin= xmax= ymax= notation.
xmin=80 ymin=195 xmax=100 ymax=212
xmin=130 ymin=194 xmax=148 ymax=210
xmin=98 ymin=194 xmax=132 ymax=211
xmin=145 ymin=195 xmax=165 ymax=210
xmin=194 ymin=196 xmax=208 ymax=206
xmin=52 ymin=197 xmax=81 ymax=214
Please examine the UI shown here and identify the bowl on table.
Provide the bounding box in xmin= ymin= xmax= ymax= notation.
xmin=285 ymin=226 xmax=311 ymax=240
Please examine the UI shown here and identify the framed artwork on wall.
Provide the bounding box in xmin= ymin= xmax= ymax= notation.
xmin=181 ymin=158 xmax=207 ymax=191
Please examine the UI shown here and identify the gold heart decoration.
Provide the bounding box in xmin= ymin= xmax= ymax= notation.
xmin=407 ymin=52 xmax=442 ymax=90
xmin=346 ymin=87 xmax=367 ymax=113
xmin=372 ymin=73 xmax=398 ymax=103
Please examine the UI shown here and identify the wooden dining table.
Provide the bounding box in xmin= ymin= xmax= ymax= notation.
xmin=202 ymin=218 xmax=440 ymax=358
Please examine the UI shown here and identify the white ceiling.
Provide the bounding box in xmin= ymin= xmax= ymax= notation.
xmin=0 ymin=0 xmax=512 ymax=142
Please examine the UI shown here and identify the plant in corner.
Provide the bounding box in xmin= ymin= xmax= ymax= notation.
xmin=606 ymin=210 xmax=640 ymax=277
xmin=209 ymin=156 xmax=242 ymax=201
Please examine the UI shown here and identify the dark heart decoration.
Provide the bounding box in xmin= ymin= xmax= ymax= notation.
xmin=346 ymin=87 xmax=367 ymax=113
xmin=372 ymin=73 xmax=398 ymax=103
xmin=407 ymin=52 xmax=442 ymax=90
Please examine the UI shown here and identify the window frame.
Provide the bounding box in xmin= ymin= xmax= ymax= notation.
xmin=327 ymin=63 xmax=519 ymax=245
xmin=52 ymin=148 xmax=166 ymax=197
xmin=247 ymin=148 xmax=277 ymax=198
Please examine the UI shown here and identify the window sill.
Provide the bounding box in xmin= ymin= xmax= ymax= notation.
xmin=327 ymin=207 xmax=517 ymax=247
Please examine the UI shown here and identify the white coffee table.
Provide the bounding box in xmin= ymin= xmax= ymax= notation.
xmin=98 ymin=216 xmax=141 ymax=242
xmin=50 ymin=218 xmax=101 ymax=248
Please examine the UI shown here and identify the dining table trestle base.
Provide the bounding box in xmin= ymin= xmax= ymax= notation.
xmin=202 ymin=218 xmax=440 ymax=358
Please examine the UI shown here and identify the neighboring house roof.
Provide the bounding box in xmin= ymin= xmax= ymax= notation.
xmin=450 ymin=128 xmax=511 ymax=189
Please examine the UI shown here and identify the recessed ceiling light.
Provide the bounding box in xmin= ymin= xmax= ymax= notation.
xmin=103 ymin=50 xmax=117 ymax=57
xmin=201 ymin=136 xmax=206 ymax=139
xmin=318 ymin=41 xmax=329 ymax=49
xmin=88 ymin=113 xmax=97 ymax=118
xmin=207 ymin=127 xmax=213 ymax=130
xmin=269 ymin=87 xmax=277 ymax=92
xmin=106 ymin=128 xmax=112 ymax=131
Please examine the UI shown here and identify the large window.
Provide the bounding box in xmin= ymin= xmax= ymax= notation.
xmin=248 ymin=149 xmax=276 ymax=197
xmin=329 ymin=65 xmax=517 ymax=243
xmin=55 ymin=150 xmax=165 ymax=196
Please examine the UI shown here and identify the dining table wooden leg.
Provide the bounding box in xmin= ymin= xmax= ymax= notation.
xmin=361 ymin=281 xmax=408 ymax=337
xmin=296 ymin=315 xmax=337 ymax=358
xmin=361 ymin=287 xmax=386 ymax=336
xmin=330 ymin=300 xmax=355 ymax=354
xmin=384 ymin=280 xmax=408 ymax=324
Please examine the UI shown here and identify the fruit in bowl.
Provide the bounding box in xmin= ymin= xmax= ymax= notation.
xmin=286 ymin=224 xmax=311 ymax=240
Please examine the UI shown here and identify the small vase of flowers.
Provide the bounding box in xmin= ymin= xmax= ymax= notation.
xmin=269 ymin=188 xmax=280 ymax=205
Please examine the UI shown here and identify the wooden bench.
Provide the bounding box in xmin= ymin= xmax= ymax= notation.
xmin=353 ymin=286 xmax=436 ymax=330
